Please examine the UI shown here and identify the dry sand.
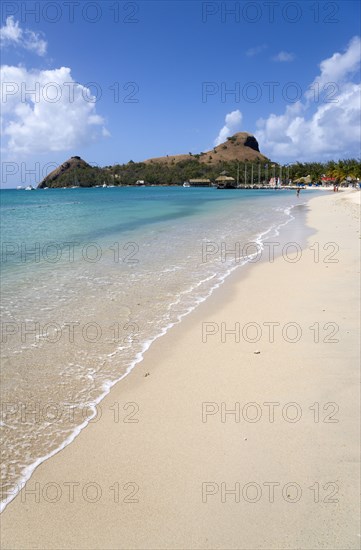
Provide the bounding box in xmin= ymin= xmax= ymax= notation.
xmin=1 ymin=190 xmax=360 ymax=549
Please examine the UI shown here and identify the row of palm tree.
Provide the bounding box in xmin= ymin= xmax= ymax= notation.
xmin=286 ymin=159 xmax=361 ymax=183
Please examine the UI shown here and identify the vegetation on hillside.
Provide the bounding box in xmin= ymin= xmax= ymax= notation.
xmin=39 ymin=158 xmax=361 ymax=187
xmin=46 ymin=165 xmax=109 ymax=187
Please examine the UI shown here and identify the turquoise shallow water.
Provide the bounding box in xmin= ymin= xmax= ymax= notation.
xmin=0 ymin=186 xmax=324 ymax=510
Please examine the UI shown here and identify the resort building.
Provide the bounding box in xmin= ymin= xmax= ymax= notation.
xmin=215 ymin=175 xmax=236 ymax=189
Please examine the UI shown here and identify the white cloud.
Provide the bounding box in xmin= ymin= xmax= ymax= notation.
xmin=246 ymin=44 xmax=267 ymax=57
xmin=0 ymin=16 xmax=47 ymax=56
xmin=272 ymin=51 xmax=295 ymax=62
xmin=0 ymin=15 xmax=22 ymax=42
xmin=214 ymin=110 xmax=243 ymax=146
xmin=1 ymin=65 xmax=109 ymax=154
xmin=306 ymin=35 xmax=361 ymax=97
xmin=256 ymin=37 xmax=361 ymax=161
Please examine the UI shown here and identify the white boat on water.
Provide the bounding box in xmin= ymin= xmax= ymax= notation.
xmin=183 ymin=182 xmax=190 ymax=187
xmin=25 ymin=185 xmax=35 ymax=191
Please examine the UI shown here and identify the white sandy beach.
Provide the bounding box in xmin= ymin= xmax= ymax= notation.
xmin=1 ymin=190 xmax=360 ymax=549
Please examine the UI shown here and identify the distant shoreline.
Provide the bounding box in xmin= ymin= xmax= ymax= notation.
xmin=5 ymin=184 xmax=357 ymax=191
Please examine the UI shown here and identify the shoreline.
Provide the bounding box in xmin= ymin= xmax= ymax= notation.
xmin=0 ymin=192 xmax=312 ymax=513
xmin=1 ymin=190 xmax=360 ymax=549
xmin=5 ymin=184 xmax=356 ymax=190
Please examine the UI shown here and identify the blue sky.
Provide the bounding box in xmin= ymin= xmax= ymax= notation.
xmin=1 ymin=0 xmax=360 ymax=187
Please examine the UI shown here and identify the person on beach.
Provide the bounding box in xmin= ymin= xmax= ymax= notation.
xmin=296 ymin=188 xmax=300 ymax=197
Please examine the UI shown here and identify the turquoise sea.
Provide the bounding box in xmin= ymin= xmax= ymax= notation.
xmin=0 ymin=186 xmax=324 ymax=510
